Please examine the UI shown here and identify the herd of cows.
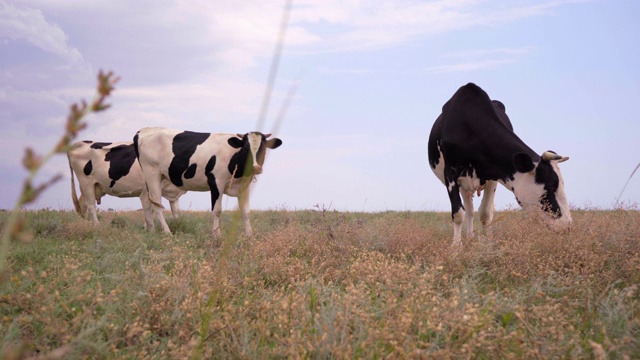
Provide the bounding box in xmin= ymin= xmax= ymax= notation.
xmin=67 ymin=83 xmax=571 ymax=248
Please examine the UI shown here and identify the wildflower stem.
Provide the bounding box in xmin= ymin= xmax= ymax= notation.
xmin=0 ymin=70 xmax=118 ymax=277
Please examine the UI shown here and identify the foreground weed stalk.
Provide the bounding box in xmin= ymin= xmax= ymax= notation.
xmin=0 ymin=70 xmax=119 ymax=281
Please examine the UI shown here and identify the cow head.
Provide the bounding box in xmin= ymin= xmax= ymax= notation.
xmin=511 ymin=151 xmax=572 ymax=231
xmin=228 ymin=132 xmax=282 ymax=175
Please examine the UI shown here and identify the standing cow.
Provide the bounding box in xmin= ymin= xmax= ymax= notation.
xmin=133 ymin=127 xmax=282 ymax=237
xmin=428 ymin=83 xmax=571 ymax=247
xmin=68 ymin=140 xmax=185 ymax=227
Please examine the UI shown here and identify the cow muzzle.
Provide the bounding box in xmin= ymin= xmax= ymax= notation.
xmin=545 ymin=215 xmax=572 ymax=233
xmin=253 ymin=164 xmax=263 ymax=174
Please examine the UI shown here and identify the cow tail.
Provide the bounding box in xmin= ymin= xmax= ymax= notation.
xmin=68 ymin=154 xmax=82 ymax=215
xmin=133 ymin=133 xmax=141 ymax=162
xmin=149 ymin=195 xmax=165 ymax=210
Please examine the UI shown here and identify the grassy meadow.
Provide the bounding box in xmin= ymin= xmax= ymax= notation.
xmin=1 ymin=207 xmax=639 ymax=359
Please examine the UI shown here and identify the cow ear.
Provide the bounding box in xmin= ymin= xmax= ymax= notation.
xmin=266 ymin=138 xmax=282 ymax=149
xmin=513 ymin=153 xmax=535 ymax=173
xmin=228 ymin=137 xmax=244 ymax=148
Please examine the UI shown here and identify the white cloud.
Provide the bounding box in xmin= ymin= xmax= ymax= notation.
xmin=424 ymin=59 xmax=518 ymax=74
xmin=317 ymin=67 xmax=375 ymax=75
xmin=289 ymin=0 xmax=586 ymax=53
xmin=421 ymin=46 xmax=535 ymax=74
xmin=447 ymin=46 xmax=536 ymax=58
xmin=0 ymin=1 xmax=85 ymax=65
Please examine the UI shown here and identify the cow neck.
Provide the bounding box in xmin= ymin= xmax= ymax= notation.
xmin=489 ymin=133 xmax=538 ymax=193
xmin=476 ymin=123 xmax=539 ymax=185
xmin=228 ymin=144 xmax=255 ymax=178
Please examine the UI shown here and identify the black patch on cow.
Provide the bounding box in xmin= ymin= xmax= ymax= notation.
xmin=513 ymin=153 xmax=535 ymax=173
xmin=205 ymin=155 xmax=219 ymax=211
xmin=535 ymin=160 xmax=562 ymax=218
xmin=104 ymin=144 xmax=137 ymax=188
xmin=83 ymin=160 xmax=93 ymax=176
xmin=168 ymin=131 xmax=210 ymax=186
xmin=133 ymin=133 xmax=140 ymax=160
xmin=228 ymin=137 xmax=244 ymax=149
xmin=228 ymin=149 xmax=248 ymax=178
xmin=228 ymin=135 xmax=252 ymax=178
xmin=428 ymin=83 xmax=540 ymax=218
xmin=447 ymin=184 xmax=464 ymax=220
xmin=184 ymin=163 xmax=197 ymax=179
xmin=90 ymin=142 xmax=112 ymax=149
xmin=82 ymin=140 xmax=93 ymax=144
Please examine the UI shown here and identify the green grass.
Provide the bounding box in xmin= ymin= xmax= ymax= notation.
xmin=0 ymin=208 xmax=639 ymax=358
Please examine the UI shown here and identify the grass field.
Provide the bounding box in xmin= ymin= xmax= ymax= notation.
xmin=1 ymin=207 xmax=639 ymax=358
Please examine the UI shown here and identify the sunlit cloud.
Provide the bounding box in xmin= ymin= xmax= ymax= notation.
xmin=447 ymin=46 xmax=537 ymax=58
xmin=0 ymin=1 xmax=85 ymax=65
xmin=424 ymin=59 xmax=518 ymax=74
xmin=290 ymin=0 xmax=586 ymax=53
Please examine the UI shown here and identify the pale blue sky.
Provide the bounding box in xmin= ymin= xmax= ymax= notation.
xmin=1 ymin=0 xmax=639 ymax=212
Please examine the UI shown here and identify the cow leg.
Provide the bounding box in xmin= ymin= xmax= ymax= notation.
xmin=88 ymin=204 xmax=99 ymax=224
xmin=77 ymin=193 xmax=88 ymax=220
xmin=238 ymin=186 xmax=253 ymax=236
xmin=478 ymin=180 xmax=498 ymax=235
xmin=144 ymin=172 xmax=171 ymax=233
xmin=83 ymin=184 xmax=99 ymax=224
xmin=447 ymin=183 xmax=465 ymax=248
xmin=210 ymin=179 xmax=223 ymax=239
xmin=140 ymin=187 xmax=155 ymax=231
xmin=169 ymin=199 xmax=180 ymax=219
xmin=153 ymin=207 xmax=171 ymax=233
xmin=461 ymin=189 xmax=475 ymax=239
xmin=211 ymin=197 xmax=223 ymax=239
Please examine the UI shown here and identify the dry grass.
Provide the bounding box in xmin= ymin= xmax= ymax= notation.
xmin=1 ymin=207 xmax=639 ymax=358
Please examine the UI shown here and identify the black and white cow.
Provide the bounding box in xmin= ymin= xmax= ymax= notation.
xmin=133 ymin=127 xmax=282 ymax=237
xmin=67 ymin=140 xmax=185 ymax=227
xmin=428 ymin=83 xmax=571 ymax=247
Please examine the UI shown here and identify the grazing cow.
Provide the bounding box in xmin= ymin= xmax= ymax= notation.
xmin=428 ymin=83 xmax=571 ymax=247
xmin=68 ymin=141 xmax=185 ymax=227
xmin=133 ymin=127 xmax=282 ymax=237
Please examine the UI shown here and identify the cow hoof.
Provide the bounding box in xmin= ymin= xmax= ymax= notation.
xmin=449 ymin=241 xmax=463 ymax=254
xmin=212 ymin=237 xmax=222 ymax=248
